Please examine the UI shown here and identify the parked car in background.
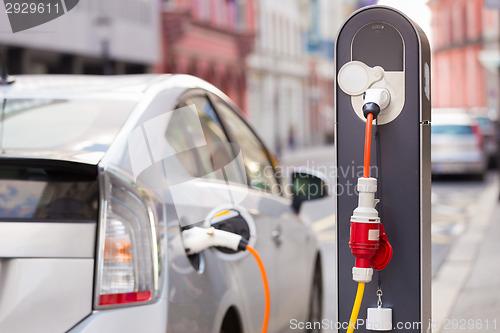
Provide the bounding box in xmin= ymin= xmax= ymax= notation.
xmin=0 ymin=75 xmax=325 ymax=333
xmin=431 ymin=111 xmax=487 ymax=179
xmin=474 ymin=114 xmax=498 ymax=168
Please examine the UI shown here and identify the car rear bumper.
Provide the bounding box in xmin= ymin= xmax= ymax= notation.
xmin=431 ymin=161 xmax=486 ymax=175
xmin=67 ymin=299 xmax=167 ymax=333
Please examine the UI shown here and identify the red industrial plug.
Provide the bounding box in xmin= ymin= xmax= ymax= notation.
xmin=349 ymin=177 xmax=392 ymax=282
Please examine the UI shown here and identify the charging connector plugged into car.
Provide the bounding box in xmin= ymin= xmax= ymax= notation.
xmin=182 ymin=226 xmax=248 ymax=255
xmin=181 ymin=226 xmax=270 ymax=333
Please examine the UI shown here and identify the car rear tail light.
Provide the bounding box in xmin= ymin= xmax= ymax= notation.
xmin=472 ymin=124 xmax=483 ymax=150
xmin=95 ymin=172 xmax=162 ymax=308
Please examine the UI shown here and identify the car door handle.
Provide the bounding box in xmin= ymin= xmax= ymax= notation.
xmin=271 ymin=228 xmax=282 ymax=246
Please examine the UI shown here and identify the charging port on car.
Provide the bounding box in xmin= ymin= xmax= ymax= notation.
xmin=210 ymin=209 xmax=250 ymax=254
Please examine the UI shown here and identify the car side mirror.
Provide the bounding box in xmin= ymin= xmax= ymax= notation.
xmin=291 ymin=171 xmax=329 ymax=213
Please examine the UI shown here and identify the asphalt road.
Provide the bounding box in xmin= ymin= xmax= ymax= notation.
xmin=280 ymin=146 xmax=498 ymax=331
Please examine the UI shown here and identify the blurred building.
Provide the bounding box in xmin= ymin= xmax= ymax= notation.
xmin=305 ymin=0 xmax=362 ymax=146
xmin=245 ymin=0 xmax=308 ymax=155
xmin=305 ymin=0 xmax=335 ymax=146
xmin=245 ymin=0 xmax=366 ymax=155
xmin=158 ymin=0 xmax=256 ymax=113
xmin=479 ymin=1 xmax=500 ymax=119
xmin=0 ymin=0 xmax=160 ymax=75
xmin=429 ymin=0 xmax=495 ymax=113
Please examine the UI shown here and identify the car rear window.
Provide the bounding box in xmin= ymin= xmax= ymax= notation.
xmin=431 ymin=125 xmax=473 ymax=135
xmin=0 ymin=99 xmax=136 ymax=152
xmin=0 ymin=164 xmax=98 ymax=221
xmin=476 ymin=117 xmax=493 ymax=132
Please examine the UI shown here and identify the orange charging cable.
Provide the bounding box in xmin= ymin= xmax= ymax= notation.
xmin=246 ymin=245 xmax=270 ymax=333
xmin=363 ymin=112 xmax=374 ymax=178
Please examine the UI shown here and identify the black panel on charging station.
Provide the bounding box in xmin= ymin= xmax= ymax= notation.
xmin=336 ymin=6 xmax=431 ymax=333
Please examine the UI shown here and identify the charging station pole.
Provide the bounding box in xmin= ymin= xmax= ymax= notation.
xmin=335 ymin=6 xmax=431 ymax=332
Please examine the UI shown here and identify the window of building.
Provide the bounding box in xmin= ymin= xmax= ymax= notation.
xmin=236 ymin=0 xmax=246 ymax=31
xmin=451 ymin=2 xmax=462 ymax=43
xmin=461 ymin=1 xmax=467 ymax=41
xmin=194 ymin=0 xmax=210 ymax=22
xmin=466 ymin=0 xmax=477 ymax=40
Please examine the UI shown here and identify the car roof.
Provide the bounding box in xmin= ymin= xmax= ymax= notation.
xmin=1 ymin=74 xmax=165 ymax=100
xmin=0 ymin=74 xmax=234 ymax=165
xmin=0 ymin=74 xmax=230 ymax=101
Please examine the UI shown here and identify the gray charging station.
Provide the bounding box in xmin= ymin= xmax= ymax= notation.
xmin=335 ymin=6 xmax=431 ymax=332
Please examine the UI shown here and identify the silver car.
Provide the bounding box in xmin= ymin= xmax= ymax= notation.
xmin=474 ymin=114 xmax=498 ymax=167
xmin=431 ymin=111 xmax=487 ymax=178
xmin=0 ymin=75 xmax=324 ymax=333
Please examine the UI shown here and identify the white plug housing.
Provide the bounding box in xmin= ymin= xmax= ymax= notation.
xmin=182 ymin=227 xmax=244 ymax=255
xmin=351 ymin=177 xmax=380 ymax=224
xmin=363 ymin=88 xmax=391 ymax=111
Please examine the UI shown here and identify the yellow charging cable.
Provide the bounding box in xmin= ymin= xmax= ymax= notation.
xmin=346 ymin=109 xmax=373 ymax=332
xmin=347 ymin=282 xmax=365 ymax=333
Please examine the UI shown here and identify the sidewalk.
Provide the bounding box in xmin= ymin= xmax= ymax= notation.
xmin=445 ymin=205 xmax=500 ymax=331
xmin=432 ymin=175 xmax=500 ymax=332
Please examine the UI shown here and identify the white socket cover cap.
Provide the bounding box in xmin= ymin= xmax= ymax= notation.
xmin=366 ymin=307 xmax=393 ymax=331
xmin=338 ymin=61 xmax=384 ymax=96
